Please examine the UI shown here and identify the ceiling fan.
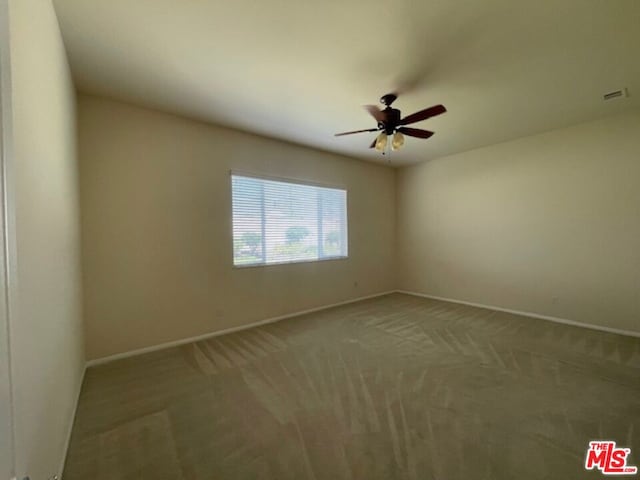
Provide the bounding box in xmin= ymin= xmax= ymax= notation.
xmin=334 ymin=93 xmax=446 ymax=153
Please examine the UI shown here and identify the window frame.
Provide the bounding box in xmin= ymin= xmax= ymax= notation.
xmin=230 ymin=170 xmax=349 ymax=269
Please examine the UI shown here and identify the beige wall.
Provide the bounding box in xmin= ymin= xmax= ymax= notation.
xmin=0 ymin=1 xmax=13 ymax=476
xmin=78 ymin=95 xmax=396 ymax=360
xmin=8 ymin=0 xmax=85 ymax=479
xmin=397 ymin=109 xmax=640 ymax=333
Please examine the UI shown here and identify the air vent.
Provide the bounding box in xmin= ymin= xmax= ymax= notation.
xmin=603 ymin=88 xmax=628 ymax=101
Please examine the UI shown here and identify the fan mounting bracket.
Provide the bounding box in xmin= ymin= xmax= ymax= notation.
xmin=380 ymin=93 xmax=397 ymax=106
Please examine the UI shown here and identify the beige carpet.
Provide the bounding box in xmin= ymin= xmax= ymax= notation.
xmin=64 ymin=293 xmax=640 ymax=479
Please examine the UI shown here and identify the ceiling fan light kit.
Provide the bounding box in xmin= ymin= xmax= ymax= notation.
xmin=335 ymin=93 xmax=446 ymax=155
xmin=374 ymin=132 xmax=387 ymax=152
xmin=392 ymin=131 xmax=404 ymax=151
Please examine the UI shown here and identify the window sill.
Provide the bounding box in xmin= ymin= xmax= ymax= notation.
xmin=233 ymin=255 xmax=348 ymax=269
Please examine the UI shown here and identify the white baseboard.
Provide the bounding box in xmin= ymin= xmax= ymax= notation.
xmin=86 ymin=288 xmax=639 ymax=368
xmin=86 ymin=290 xmax=395 ymax=367
xmin=396 ymin=290 xmax=640 ymax=338
xmin=58 ymin=363 xmax=86 ymax=478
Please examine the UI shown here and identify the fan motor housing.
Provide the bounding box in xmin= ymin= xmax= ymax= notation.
xmin=383 ymin=108 xmax=401 ymax=134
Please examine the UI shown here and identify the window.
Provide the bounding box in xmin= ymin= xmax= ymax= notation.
xmin=231 ymin=173 xmax=348 ymax=266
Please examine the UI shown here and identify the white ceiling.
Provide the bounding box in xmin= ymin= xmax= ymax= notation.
xmin=53 ymin=0 xmax=640 ymax=166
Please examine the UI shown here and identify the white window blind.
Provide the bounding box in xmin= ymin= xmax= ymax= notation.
xmin=231 ymin=174 xmax=348 ymax=266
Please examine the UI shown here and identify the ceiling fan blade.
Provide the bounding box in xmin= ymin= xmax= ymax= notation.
xmin=334 ymin=128 xmax=378 ymax=137
xmin=369 ymin=137 xmax=377 ymax=148
xmin=398 ymin=127 xmax=434 ymax=139
xmin=400 ymin=104 xmax=446 ymax=126
xmin=364 ymin=105 xmax=386 ymax=123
